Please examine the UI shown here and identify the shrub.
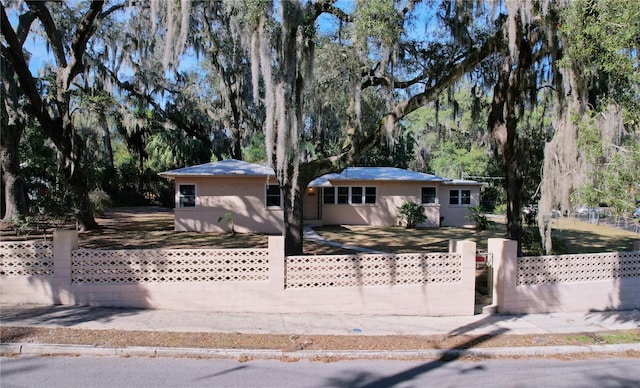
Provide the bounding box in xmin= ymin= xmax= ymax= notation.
xmin=89 ymin=189 xmax=112 ymax=216
xmin=397 ymin=201 xmax=427 ymax=229
xmin=494 ymin=203 xmax=507 ymax=215
xmin=466 ymin=205 xmax=489 ymax=231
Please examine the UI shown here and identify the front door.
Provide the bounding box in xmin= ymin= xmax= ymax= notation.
xmin=303 ymin=187 xmax=319 ymax=220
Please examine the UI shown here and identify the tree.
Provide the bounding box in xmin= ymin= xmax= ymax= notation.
xmin=0 ymin=54 xmax=28 ymax=221
xmin=231 ymin=0 xmax=506 ymax=254
xmin=538 ymin=0 xmax=640 ymax=252
xmin=1 ymin=1 xmax=126 ymax=230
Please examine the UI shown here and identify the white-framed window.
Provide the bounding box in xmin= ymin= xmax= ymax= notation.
xmin=337 ymin=186 xmax=349 ymax=204
xmin=421 ymin=187 xmax=437 ymax=204
xmin=364 ymin=187 xmax=376 ymax=204
xmin=449 ymin=189 xmax=471 ymax=205
xmin=178 ymin=184 xmax=196 ymax=208
xmin=323 ymin=186 xmax=377 ymax=205
xmin=351 ymin=187 xmax=363 ymax=204
xmin=266 ymin=184 xmax=281 ymax=207
xmin=323 ymin=187 xmax=335 ymax=204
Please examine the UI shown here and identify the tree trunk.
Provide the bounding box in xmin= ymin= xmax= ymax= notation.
xmin=68 ymin=162 xmax=98 ymax=231
xmin=282 ymin=183 xmax=305 ymax=256
xmin=0 ymin=125 xmax=28 ymax=221
xmin=488 ymin=31 xmax=533 ymax=255
xmin=99 ymin=112 xmax=117 ymax=195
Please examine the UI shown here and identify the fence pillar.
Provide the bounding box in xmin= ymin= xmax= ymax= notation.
xmin=451 ymin=239 xmax=476 ymax=315
xmin=52 ymin=230 xmax=78 ymax=305
xmin=268 ymin=236 xmax=286 ymax=289
xmin=487 ymin=238 xmax=518 ymax=313
xmin=634 ymin=241 xmax=640 ymax=251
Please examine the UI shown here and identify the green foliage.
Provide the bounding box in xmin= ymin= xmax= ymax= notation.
xmin=354 ymin=0 xmax=403 ymax=47
xmin=494 ymin=203 xmax=507 ymax=215
xmin=243 ymin=132 xmax=268 ymax=164
xmin=218 ymin=211 xmax=235 ymax=235
xmin=430 ymin=141 xmax=489 ymax=179
xmin=397 ymin=201 xmax=427 ymax=229
xmin=561 ymin=0 xmax=640 ymax=117
xmin=465 ymin=206 xmax=489 ymax=231
xmin=576 ymin=112 xmax=640 ymax=215
xmin=89 ymin=189 xmax=112 ymax=216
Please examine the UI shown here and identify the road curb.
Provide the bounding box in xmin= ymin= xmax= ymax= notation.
xmin=2 ymin=342 xmax=639 ymax=360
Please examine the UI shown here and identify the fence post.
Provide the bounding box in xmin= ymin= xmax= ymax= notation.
xmin=487 ymin=238 xmax=518 ymax=313
xmin=634 ymin=241 xmax=640 ymax=251
xmin=52 ymin=230 xmax=78 ymax=305
xmin=268 ymin=236 xmax=286 ymax=289
xmin=451 ymin=239 xmax=476 ymax=315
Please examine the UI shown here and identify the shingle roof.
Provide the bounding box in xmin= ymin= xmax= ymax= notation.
xmin=309 ymin=167 xmax=452 ymax=187
xmin=159 ymin=159 xmax=274 ymax=178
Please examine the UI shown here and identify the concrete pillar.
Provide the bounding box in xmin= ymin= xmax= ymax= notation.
xmin=52 ymin=230 xmax=78 ymax=305
xmin=268 ymin=236 xmax=286 ymax=289
xmin=487 ymin=238 xmax=518 ymax=313
xmin=452 ymin=239 xmax=476 ymax=315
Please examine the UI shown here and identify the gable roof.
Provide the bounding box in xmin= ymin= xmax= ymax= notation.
xmin=159 ymin=159 xmax=274 ymax=179
xmin=309 ymin=167 xmax=452 ymax=187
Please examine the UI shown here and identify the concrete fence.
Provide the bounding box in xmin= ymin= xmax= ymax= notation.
xmin=488 ymin=239 xmax=640 ymax=314
xmin=0 ymin=231 xmax=476 ymax=316
xmin=2 ymin=232 xmax=638 ymax=315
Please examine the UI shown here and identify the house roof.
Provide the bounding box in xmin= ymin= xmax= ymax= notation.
xmin=160 ymin=161 xmax=482 ymax=186
xmin=158 ymin=159 xmax=274 ymax=179
xmin=309 ymin=167 xmax=453 ymax=187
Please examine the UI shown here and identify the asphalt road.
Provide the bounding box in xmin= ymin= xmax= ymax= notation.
xmin=2 ymin=355 xmax=639 ymax=387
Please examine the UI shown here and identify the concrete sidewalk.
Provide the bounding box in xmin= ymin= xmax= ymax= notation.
xmin=2 ymin=304 xmax=639 ymax=360
xmin=2 ymin=304 xmax=639 ymax=337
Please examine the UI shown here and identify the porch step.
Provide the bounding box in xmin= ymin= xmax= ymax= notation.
xmin=474 ymin=304 xmax=497 ymax=315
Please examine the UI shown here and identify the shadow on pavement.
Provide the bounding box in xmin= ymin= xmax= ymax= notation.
xmin=0 ymin=305 xmax=143 ymax=327
xmin=324 ymin=328 xmax=509 ymax=388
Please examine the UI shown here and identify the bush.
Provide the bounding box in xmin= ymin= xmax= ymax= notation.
xmin=494 ymin=203 xmax=507 ymax=215
xmin=466 ymin=205 xmax=489 ymax=231
xmin=397 ymin=201 xmax=427 ymax=229
xmin=89 ymin=189 xmax=112 ymax=216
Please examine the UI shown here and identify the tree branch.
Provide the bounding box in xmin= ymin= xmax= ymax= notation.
xmin=16 ymin=10 xmax=36 ymax=46
xmin=26 ymin=1 xmax=67 ymax=68
xmin=65 ymin=1 xmax=104 ymax=88
xmin=314 ymin=0 xmax=353 ymax=22
xmin=0 ymin=4 xmax=48 ymax=127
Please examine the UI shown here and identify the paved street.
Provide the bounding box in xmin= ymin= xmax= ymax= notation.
xmin=2 ymin=355 xmax=639 ymax=388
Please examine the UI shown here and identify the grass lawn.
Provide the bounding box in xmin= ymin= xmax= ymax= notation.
xmin=313 ymin=217 xmax=639 ymax=255
xmin=2 ymin=207 xmax=637 ymax=255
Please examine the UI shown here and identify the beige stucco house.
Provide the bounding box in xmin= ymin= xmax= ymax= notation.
xmin=160 ymin=159 xmax=483 ymax=233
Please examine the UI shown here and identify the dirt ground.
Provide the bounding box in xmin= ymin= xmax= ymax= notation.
xmin=0 ymin=207 xmax=351 ymax=254
xmin=1 ymin=326 xmax=639 ymax=358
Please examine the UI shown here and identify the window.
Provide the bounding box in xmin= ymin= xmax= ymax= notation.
xmin=461 ymin=190 xmax=471 ymax=205
xmin=322 ymin=186 xmax=376 ymax=204
xmin=266 ymin=185 xmax=281 ymax=207
xmin=351 ymin=187 xmax=363 ymax=204
xmin=421 ymin=187 xmax=437 ymax=204
xmin=323 ymin=187 xmax=335 ymax=204
xmin=337 ymin=187 xmax=349 ymax=204
xmin=178 ymin=184 xmax=196 ymax=208
xmin=365 ymin=187 xmax=376 ymax=204
xmin=449 ymin=189 xmax=471 ymax=205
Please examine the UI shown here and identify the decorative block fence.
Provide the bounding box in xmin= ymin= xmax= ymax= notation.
xmin=488 ymin=239 xmax=640 ymax=314
xmin=0 ymin=231 xmax=476 ymax=316
xmin=2 ymin=232 xmax=638 ymax=315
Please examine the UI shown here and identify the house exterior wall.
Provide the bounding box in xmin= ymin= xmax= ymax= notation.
xmin=172 ymin=176 xmax=283 ymax=234
xmin=319 ymin=181 xmax=479 ymax=228
xmin=439 ymin=184 xmax=481 ymax=228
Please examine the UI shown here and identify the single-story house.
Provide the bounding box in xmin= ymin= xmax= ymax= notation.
xmin=159 ymin=159 xmax=483 ymax=234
